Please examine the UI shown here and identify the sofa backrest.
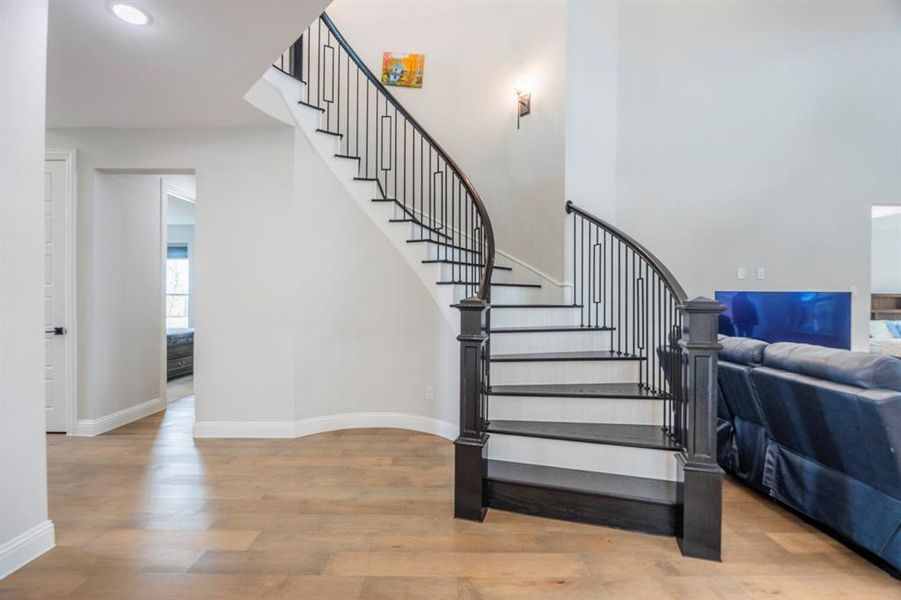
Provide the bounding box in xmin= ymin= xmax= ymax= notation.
xmin=762 ymin=342 xmax=901 ymax=392
xmin=752 ymin=343 xmax=901 ymax=499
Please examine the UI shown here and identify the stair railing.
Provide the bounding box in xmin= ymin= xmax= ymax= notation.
xmin=566 ymin=200 xmax=726 ymax=560
xmin=274 ymin=14 xmax=495 ymax=521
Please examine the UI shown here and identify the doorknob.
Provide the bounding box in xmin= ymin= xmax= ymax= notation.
xmin=44 ymin=326 xmax=66 ymax=336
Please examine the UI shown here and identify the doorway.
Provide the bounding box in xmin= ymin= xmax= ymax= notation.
xmin=869 ymin=204 xmax=901 ymax=357
xmin=163 ymin=175 xmax=196 ymax=405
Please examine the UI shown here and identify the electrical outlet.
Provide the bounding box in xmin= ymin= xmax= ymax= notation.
xmin=757 ymin=267 xmax=766 ymax=280
xmin=850 ymin=285 xmax=858 ymax=298
xmin=737 ymin=268 xmax=746 ymax=280
xmin=425 ymin=385 xmax=434 ymax=401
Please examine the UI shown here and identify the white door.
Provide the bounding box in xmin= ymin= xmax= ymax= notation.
xmin=44 ymin=158 xmax=70 ymax=432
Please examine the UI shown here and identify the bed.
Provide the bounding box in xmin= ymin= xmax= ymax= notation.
xmin=166 ymin=327 xmax=194 ymax=380
xmin=869 ymin=320 xmax=901 ymax=358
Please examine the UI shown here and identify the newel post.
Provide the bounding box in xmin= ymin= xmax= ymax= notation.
xmin=453 ymin=298 xmax=488 ymax=521
xmin=677 ymin=296 xmax=725 ymax=561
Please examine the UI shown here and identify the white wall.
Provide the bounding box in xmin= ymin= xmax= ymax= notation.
xmin=568 ymin=0 xmax=901 ymax=350
xmin=327 ymin=0 xmax=568 ymax=281
xmin=45 ymin=127 xmax=297 ymax=424
xmin=167 ymin=224 xmax=196 ymax=327
xmin=48 ymin=121 xmax=462 ymax=435
xmin=565 ymin=0 xmax=618 ymax=223
xmin=87 ymin=173 xmax=163 ymax=420
xmin=290 ymin=127 xmax=459 ymax=431
xmin=0 ymin=0 xmax=54 ymax=578
xmin=871 ymin=214 xmax=901 ymax=294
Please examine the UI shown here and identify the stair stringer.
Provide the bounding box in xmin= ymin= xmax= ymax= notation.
xmin=248 ymin=67 xmax=461 ymax=331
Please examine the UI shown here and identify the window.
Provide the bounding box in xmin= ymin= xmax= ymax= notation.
xmin=166 ymin=245 xmax=189 ymax=329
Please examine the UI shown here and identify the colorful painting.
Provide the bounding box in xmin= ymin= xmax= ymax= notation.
xmin=381 ymin=52 xmax=425 ymax=88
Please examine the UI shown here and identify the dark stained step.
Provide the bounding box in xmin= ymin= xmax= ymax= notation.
xmin=298 ymin=99 xmax=325 ymax=112
xmin=489 ymin=325 xmax=613 ymax=333
xmin=486 ymin=421 xmax=680 ymax=451
xmin=422 ymin=259 xmax=512 ymax=272
xmin=436 ymin=281 xmax=540 ymax=289
xmin=334 ymin=154 xmax=360 ymax=161
xmin=489 ymin=382 xmax=664 ymax=399
xmin=490 ymin=350 xmax=643 ymax=362
xmin=386 ymin=218 xmax=452 ymax=242
xmin=485 ymin=460 xmax=677 ymax=536
xmin=315 ymin=128 xmax=342 ymax=137
xmin=406 ymin=238 xmax=475 ymax=253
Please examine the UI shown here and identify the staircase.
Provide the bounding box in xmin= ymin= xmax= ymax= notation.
xmin=271 ymin=13 xmax=725 ymax=562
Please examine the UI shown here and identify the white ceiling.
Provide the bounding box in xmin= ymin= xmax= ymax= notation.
xmin=47 ymin=0 xmax=329 ymax=128
xmin=873 ymin=206 xmax=901 ymax=219
xmin=168 ymin=195 xmax=195 ymax=226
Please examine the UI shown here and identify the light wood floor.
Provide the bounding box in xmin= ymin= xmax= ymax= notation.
xmin=2 ymin=394 xmax=898 ymax=599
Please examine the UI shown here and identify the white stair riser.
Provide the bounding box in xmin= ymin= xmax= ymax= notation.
xmin=489 ymin=395 xmax=663 ymax=425
xmin=491 ymin=359 xmax=640 ymax=385
xmin=462 ymin=285 xmax=541 ymax=305
xmin=489 ymin=307 xmax=581 ymax=328
xmin=486 ymin=434 xmax=677 ymax=481
xmin=421 ymin=241 xmax=480 ymax=262
xmin=490 ymin=330 xmax=612 ymax=354
xmin=436 ymin=262 xmax=513 ymax=284
xmin=407 ymin=222 xmax=452 ymax=243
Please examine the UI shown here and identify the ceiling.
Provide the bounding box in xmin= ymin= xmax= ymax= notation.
xmin=168 ymin=195 xmax=195 ymax=226
xmin=47 ymin=0 xmax=329 ymax=128
xmin=872 ymin=206 xmax=901 ymax=219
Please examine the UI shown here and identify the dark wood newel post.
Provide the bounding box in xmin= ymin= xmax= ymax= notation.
xmin=677 ymin=296 xmax=725 ymax=561
xmin=453 ymin=298 xmax=488 ymax=521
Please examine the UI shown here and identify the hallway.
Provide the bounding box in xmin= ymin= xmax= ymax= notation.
xmin=1 ymin=397 xmax=897 ymax=599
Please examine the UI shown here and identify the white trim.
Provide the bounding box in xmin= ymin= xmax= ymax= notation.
xmin=71 ymin=397 xmax=165 ymax=437
xmin=45 ymin=149 xmax=77 ymax=435
xmin=158 ymin=179 xmax=168 ymax=418
xmin=193 ymin=412 xmax=457 ymax=441
xmin=0 ymin=520 xmax=54 ymax=579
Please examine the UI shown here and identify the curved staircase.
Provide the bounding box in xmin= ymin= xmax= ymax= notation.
xmin=272 ymin=13 xmax=725 ymax=562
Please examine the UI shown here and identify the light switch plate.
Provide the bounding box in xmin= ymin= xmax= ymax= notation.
xmin=737 ymin=268 xmax=746 ymax=280
xmin=757 ymin=267 xmax=766 ymax=280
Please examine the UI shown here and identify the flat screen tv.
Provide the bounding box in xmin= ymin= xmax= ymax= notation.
xmin=715 ymin=291 xmax=852 ymax=349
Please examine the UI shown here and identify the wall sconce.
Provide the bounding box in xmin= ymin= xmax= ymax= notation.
xmin=513 ymin=75 xmax=531 ymax=130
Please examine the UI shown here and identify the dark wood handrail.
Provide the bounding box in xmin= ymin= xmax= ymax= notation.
xmin=320 ymin=13 xmax=495 ymax=300
xmin=565 ymin=200 xmax=687 ymax=303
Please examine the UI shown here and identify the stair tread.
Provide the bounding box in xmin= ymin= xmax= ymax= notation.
xmin=437 ymin=281 xmax=540 ymax=288
xmin=486 ymin=459 xmax=677 ymax=505
xmin=334 ymin=153 xmax=360 ymax=160
xmin=490 ymin=350 xmax=643 ymax=362
xmin=490 ymin=325 xmax=613 ymax=333
xmin=387 ymin=219 xmax=452 ymax=241
xmin=298 ymin=99 xmax=325 ymax=112
xmin=487 ymin=421 xmax=680 ymax=450
xmin=489 ymin=382 xmax=664 ymax=399
xmin=422 ymin=259 xmax=512 ymax=271
xmin=315 ymin=128 xmax=342 ymax=137
xmin=407 ymin=238 xmax=477 ymax=253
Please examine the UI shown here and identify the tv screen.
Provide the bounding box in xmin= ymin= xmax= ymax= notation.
xmin=715 ymin=291 xmax=852 ymax=349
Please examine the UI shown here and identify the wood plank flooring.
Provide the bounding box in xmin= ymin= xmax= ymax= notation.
xmin=1 ymin=392 xmax=898 ymax=599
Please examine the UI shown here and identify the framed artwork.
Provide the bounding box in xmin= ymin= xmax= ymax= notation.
xmin=381 ymin=52 xmax=425 ymax=88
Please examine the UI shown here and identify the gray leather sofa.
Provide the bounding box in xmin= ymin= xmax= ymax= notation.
xmin=717 ymin=337 xmax=901 ymax=571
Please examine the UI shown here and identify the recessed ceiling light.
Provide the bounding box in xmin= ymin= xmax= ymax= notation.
xmin=111 ymin=3 xmax=150 ymax=26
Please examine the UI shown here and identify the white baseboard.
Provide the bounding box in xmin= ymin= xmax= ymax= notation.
xmin=194 ymin=412 xmax=457 ymax=441
xmin=0 ymin=520 xmax=54 ymax=580
xmin=71 ymin=397 xmax=165 ymax=436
